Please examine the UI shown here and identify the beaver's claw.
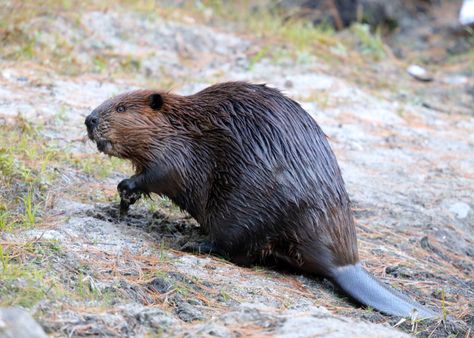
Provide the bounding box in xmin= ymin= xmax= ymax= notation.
xmin=117 ymin=178 xmax=142 ymax=215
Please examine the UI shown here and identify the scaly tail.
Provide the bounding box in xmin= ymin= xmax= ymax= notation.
xmin=331 ymin=263 xmax=438 ymax=318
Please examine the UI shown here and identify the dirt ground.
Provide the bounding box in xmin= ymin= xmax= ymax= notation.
xmin=0 ymin=2 xmax=472 ymax=337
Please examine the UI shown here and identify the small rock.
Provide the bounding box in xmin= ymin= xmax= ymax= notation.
xmin=460 ymin=0 xmax=474 ymax=26
xmin=176 ymin=302 xmax=203 ymax=322
xmin=148 ymin=277 xmax=173 ymax=294
xmin=133 ymin=308 xmax=176 ymax=329
xmin=407 ymin=64 xmax=433 ymax=82
xmin=448 ymin=202 xmax=471 ymax=219
xmin=284 ymin=79 xmax=294 ymax=88
xmin=420 ymin=236 xmax=434 ymax=251
xmin=0 ymin=307 xmax=48 ymax=338
xmin=385 ymin=265 xmax=412 ymax=278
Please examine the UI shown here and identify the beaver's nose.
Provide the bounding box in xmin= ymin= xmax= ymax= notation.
xmin=85 ymin=112 xmax=98 ymax=131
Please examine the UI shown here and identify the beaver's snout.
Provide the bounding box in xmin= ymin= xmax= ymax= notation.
xmin=85 ymin=110 xmax=99 ymax=140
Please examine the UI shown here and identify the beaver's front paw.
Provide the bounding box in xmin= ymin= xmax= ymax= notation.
xmin=117 ymin=178 xmax=142 ymax=208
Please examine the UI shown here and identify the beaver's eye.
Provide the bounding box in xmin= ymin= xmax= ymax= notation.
xmin=116 ymin=105 xmax=126 ymax=113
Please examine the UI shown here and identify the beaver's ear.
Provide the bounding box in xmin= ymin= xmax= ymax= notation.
xmin=149 ymin=93 xmax=163 ymax=110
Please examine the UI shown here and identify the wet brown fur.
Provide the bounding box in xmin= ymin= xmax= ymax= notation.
xmin=89 ymin=82 xmax=358 ymax=276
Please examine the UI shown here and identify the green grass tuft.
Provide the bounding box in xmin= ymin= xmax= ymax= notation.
xmin=21 ymin=188 xmax=40 ymax=228
xmin=351 ymin=23 xmax=385 ymax=60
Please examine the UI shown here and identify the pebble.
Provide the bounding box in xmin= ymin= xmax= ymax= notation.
xmin=448 ymin=202 xmax=471 ymax=219
xmin=460 ymin=0 xmax=474 ymax=25
xmin=0 ymin=307 xmax=48 ymax=338
xmin=407 ymin=64 xmax=433 ymax=82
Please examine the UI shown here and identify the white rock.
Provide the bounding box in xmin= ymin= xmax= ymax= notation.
xmin=407 ymin=64 xmax=433 ymax=82
xmin=460 ymin=0 xmax=474 ymax=25
xmin=449 ymin=202 xmax=471 ymax=219
xmin=0 ymin=307 xmax=48 ymax=338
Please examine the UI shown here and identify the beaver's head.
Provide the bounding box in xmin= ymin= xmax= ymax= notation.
xmin=85 ymin=90 xmax=165 ymax=165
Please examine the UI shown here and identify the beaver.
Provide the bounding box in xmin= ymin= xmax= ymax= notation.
xmin=85 ymin=81 xmax=437 ymax=318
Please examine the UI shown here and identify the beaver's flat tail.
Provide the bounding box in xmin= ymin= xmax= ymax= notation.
xmin=331 ymin=263 xmax=438 ymax=318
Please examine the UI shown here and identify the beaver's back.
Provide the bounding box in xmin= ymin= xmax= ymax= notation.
xmin=183 ymin=82 xmax=358 ymax=267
